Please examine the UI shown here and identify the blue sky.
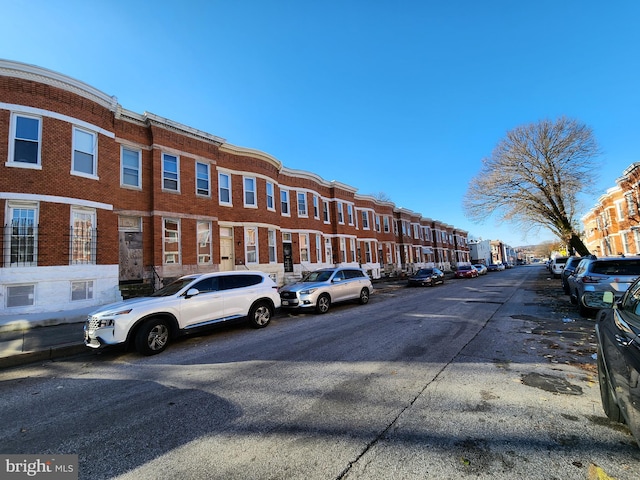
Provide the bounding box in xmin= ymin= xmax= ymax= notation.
xmin=2 ymin=1 xmax=639 ymax=247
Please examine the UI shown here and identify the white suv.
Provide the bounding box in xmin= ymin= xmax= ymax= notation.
xmin=84 ymin=271 xmax=280 ymax=355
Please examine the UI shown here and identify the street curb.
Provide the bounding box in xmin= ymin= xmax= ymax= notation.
xmin=0 ymin=343 xmax=87 ymax=369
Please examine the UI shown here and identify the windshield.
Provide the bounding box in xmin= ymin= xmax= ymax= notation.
xmin=150 ymin=277 xmax=196 ymax=297
xmin=302 ymin=270 xmax=333 ymax=282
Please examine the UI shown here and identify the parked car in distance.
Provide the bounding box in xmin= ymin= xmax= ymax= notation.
xmin=584 ymin=285 xmax=640 ymax=447
xmin=568 ymin=256 xmax=640 ymax=316
xmin=550 ymin=256 xmax=569 ymax=278
xmin=407 ymin=268 xmax=445 ymax=287
xmin=84 ymin=271 xmax=280 ymax=356
xmin=473 ymin=264 xmax=488 ymax=275
xmin=279 ymin=267 xmax=373 ymax=314
xmin=455 ymin=265 xmax=479 ymax=278
xmin=487 ymin=263 xmax=505 ymax=272
xmin=561 ymin=256 xmax=586 ymax=294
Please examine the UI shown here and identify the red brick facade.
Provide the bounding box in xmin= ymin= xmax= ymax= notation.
xmin=0 ymin=60 xmax=469 ymax=314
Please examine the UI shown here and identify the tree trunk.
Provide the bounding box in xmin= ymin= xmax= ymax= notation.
xmin=568 ymin=233 xmax=591 ymax=257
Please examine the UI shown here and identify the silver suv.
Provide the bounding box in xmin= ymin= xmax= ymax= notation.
xmin=279 ymin=267 xmax=373 ymax=314
xmin=568 ymin=257 xmax=640 ymax=316
xmin=84 ymin=271 xmax=280 ymax=355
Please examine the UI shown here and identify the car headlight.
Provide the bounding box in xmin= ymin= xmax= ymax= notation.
xmin=300 ymin=288 xmax=317 ymax=295
xmin=98 ymin=319 xmax=115 ymax=327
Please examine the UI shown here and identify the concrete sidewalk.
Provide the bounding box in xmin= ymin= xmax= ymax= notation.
xmin=0 ymin=307 xmax=92 ymax=369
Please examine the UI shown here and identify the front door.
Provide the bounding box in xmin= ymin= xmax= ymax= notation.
xmin=283 ymin=242 xmax=293 ymax=273
xmin=220 ymin=228 xmax=234 ymax=271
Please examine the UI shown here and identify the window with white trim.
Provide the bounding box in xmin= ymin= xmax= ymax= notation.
xmin=325 ymin=237 xmax=333 ymax=263
xmin=323 ymin=201 xmax=330 ymax=223
xmin=162 ymin=153 xmax=179 ymax=191
xmin=362 ymin=211 xmax=369 ymax=229
xmin=6 ymin=284 xmax=35 ymax=308
xmin=350 ymin=238 xmax=356 ymax=261
xmin=266 ymin=182 xmax=275 ymax=210
xmin=364 ymin=242 xmax=372 ymax=263
xmin=197 ymin=221 xmax=212 ymax=264
xmin=297 ymin=192 xmax=307 ymax=217
xmin=281 ymin=190 xmax=290 ymax=215
xmin=383 ymin=216 xmax=390 ymax=233
xmin=6 ymin=202 xmax=38 ymax=267
xmin=72 ymin=127 xmax=97 ymax=177
xmin=163 ymin=218 xmax=181 ymax=264
xmin=300 ymin=233 xmax=309 ymax=262
xmin=337 ymin=202 xmax=344 ymax=224
xmin=219 ymin=172 xmax=232 ymax=205
xmin=375 ymin=215 xmax=381 ymax=232
xmin=10 ymin=113 xmax=41 ymax=166
xmin=196 ymin=162 xmax=210 ymax=196
xmin=71 ymin=208 xmax=96 ymax=265
xmin=340 ymin=237 xmax=346 ymax=262
xmin=268 ymin=229 xmax=277 ymax=262
xmin=313 ymin=195 xmax=319 ymax=218
xmin=246 ymin=227 xmax=258 ymax=263
xmin=315 ymin=235 xmax=322 ymax=263
xmin=71 ymin=280 xmax=94 ymax=301
xmin=121 ymin=146 xmax=141 ymax=188
xmin=347 ymin=205 xmax=354 ymax=225
xmin=244 ymin=177 xmax=257 ymax=207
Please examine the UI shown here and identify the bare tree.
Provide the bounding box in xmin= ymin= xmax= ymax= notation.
xmin=464 ymin=117 xmax=601 ymax=256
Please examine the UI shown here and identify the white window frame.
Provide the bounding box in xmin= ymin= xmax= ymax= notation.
xmin=245 ymin=227 xmax=258 ymax=264
xmin=383 ymin=216 xmax=390 ymax=233
xmin=268 ymin=229 xmax=277 ymax=263
xmin=297 ymin=192 xmax=308 ymax=217
xmin=196 ymin=161 xmax=210 ymax=197
xmin=70 ymin=207 xmax=96 ymax=265
xmin=121 ymin=146 xmax=142 ymax=188
xmin=340 ymin=237 xmax=346 ymax=262
xmin=218 ymin=172 xmax=232 ymax=205
xmin=323 ymin=201 xmax=330 ymax=223
xmin=315 ymin=235 xmax=322 ymax=263
xmin=281 ymin=189 xmax=290 ymax=216
xmin=300 ymin=233 xmax=309 ymax=262
xmin=266 ymin=182 xmax=275 ymax=211
xmin=163 ymin=218 xmax=181 ymax=265
xmin=71 ymin=280 xmax=94 ymax=301
xmin=162 ymin=153 xmax=180 ymax=192
xmin=244 ymin=176 xmax=257 ymax=208
xmin=362 ymin=211 xmax=370 ymax=230
xmin=72 ymin=126 xmax=97 ymax=178
xmin=197 ymin=221 xmax=212 ymax=264
xmin=6 ymin=201 xmax=38 ymax=267
xmin=350 ymin=238 xmax=356 ymax=261
xmin=313 ymin=195 xmax=319 ymax=219
xmin=347 ymin=204 xmax=354 ymax=225
xmin=337 ymin=202 xmax=344 ymax=224
xmin=9 ymin=113 xmax=41 ymax=168
xmin=6 ymin=284 xmax=35 ymax=308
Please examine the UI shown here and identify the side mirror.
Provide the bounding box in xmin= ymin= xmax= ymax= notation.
xmin=185 ymin=288 xmax=200 ymax=298
xmin=582 ymin=290 xmax=615 ymax=309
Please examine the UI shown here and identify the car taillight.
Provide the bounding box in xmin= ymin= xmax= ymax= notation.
xmin=581 ymin=275 xmax=601 ymax=284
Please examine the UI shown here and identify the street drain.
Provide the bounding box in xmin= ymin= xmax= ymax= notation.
xmin=521 ymin=372 xmax=583 ymax=395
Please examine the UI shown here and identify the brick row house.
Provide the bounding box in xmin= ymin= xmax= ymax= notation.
xmin=0 ymin=59 xmax=470 ymax=315
xmin=582 ymin=162 xmax=640 ymax=257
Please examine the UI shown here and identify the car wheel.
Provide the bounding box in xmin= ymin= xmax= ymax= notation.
xmin=359 ymin=288 xmax=370 ymax=305
xmin=135 ymin=318 xmax=170 ymax=355
xmin=316 ymin=294 xmax=331 ymax=314
xmin=597 ymin=349 xmax=623 ymax=423
xmin=248 ymin=301 xmax=273 ymax=328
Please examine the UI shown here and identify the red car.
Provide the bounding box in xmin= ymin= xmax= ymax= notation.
xmin=455 ymin=265 xmax=479 ymax=278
